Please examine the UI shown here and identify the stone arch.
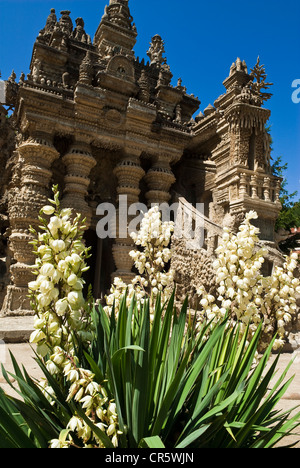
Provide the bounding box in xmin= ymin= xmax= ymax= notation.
xmin=106 ymin=54 xmax=135 ymax=81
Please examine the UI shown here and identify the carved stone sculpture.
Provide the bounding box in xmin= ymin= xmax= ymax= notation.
xmin=147 ymin=35 xmax=167 ymax=67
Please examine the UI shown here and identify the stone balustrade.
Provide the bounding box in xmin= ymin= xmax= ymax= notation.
xmin=237 ymin=172 xmax=281 ymax=203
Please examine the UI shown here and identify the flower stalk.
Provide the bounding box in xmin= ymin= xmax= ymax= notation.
xmin=28 ymin=186 xmax=121 ymax=448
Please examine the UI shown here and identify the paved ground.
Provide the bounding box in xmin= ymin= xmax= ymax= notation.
xmin=0 ymin=341 xmax=300 ymax=448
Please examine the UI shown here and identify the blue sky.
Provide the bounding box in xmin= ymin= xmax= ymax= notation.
xmin=0 ymin=0 xmax=299 ymax=196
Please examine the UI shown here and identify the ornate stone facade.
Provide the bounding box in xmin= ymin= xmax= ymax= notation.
xmin=0 ymin=1 xmax=282 ymax=316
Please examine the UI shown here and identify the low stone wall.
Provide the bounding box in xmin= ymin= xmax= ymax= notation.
xmin=171 ymin=238 xmax=217 ymax=310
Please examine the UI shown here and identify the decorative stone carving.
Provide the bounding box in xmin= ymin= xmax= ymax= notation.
xmin=40 ymin=8 xmax=57 ymax=36
xmin=94 ymin=0 xmax=137 ymax=57
xmin=114 ymin=157 xmax=144 ymax=206
xmin=79 ymin=51 xmax=94 ymax=86
xmin=250 ymin=175 xmax=259 ymax=199
xmin=58 ymin=10 xmax=73 ymax=36
xmin=106 ymin=54 xmax=135 ymax=80
xmin=31 ymin=59 xmax=42 ymax=83
xmin=107 ymin=0 xmax=134 ymax=30
xmin=2 ymin=135 xmax=59 ymax=316
xmin=138 ymin=70 xmax=150 ymax=103
xmin=147 ymin=35 xmax=167 ymax=67
xmin=229 ymin=57 xmax=248 ymax=75
xmin=62 ymin=142 xmax=96 ymax=228
xmin=263 ymin=177 xmax=271 ymax=201
xmin=239 ymin=173 xmax=249 ymax=197
xmin=112 ymin=150 xmax=145 ymax=283
xmin=249 ymin=57 xmax=273 ymax=105
xmin=145 ymin=155 xmax=176 ymax=205
xmin=73 ymin=17 xmax=91 ymax=44
xmin=5 ymin=70 xmax=19 ymax=107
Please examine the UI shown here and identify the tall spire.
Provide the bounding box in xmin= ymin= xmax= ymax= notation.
xmin=94 ymin=0 xmax=137 ymax=56
xmin=109 ymin=0 xmax=129 ymax=4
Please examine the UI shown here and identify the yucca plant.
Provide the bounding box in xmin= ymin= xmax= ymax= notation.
xmin=1 ymin=192 xmax=299 ymax=448
xmin=85 ymin=291 xmax=300 ymax=448
xmin=0 ymin=352 xmax=72 ymax=448
xmin=0 ymin=292 xmax=300 ymax=448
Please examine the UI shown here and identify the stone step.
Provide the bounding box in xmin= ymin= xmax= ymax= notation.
xmin=0 ymin=316 xmax=34 ymax=343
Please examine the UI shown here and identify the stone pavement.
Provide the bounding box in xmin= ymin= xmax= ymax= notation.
xmin=0 ymin=316 xmax=34 ymax=343
xmin=267 ymin=352 xmax=300 ymax=448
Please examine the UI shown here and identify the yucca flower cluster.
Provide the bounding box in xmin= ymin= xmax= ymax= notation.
xmin=28 ymin=187 xmax=121 ymax=448
xmin=264 ymin=253 xmax=300 ymax=348
xmin=197 ymin=211 xmax=300 ymax=350
xmin=104 ymin=205 xmax=175 ymax=318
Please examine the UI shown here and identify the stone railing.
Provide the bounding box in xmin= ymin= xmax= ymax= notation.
xmin=171 ymin=197 xmax=223 ymax=307
xmin=237 ymin=172 xmax=281 ymax=203
xmin=174 ymin=197 xmax=223 ymax=255
xmin=216 ymin=169 xmax=282 ymax=209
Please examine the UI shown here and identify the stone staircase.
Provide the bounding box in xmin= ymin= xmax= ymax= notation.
xmin=0 ymin=315 xmax=34 ymax=343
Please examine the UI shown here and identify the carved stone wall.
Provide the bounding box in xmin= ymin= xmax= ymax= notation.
xmin=0 ymin=106 xmax=16 ymax=311
xmin=171 ymin=238 xmax=217 ymax=310
xmin=2 ymin=135 xmax=59 ymax=316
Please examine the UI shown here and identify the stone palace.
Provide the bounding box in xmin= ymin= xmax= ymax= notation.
xmin=0 ymin=0 xmax=283 ymax=318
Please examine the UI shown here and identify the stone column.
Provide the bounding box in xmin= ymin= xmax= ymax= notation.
xmin=144 ymin=154 xmax=176 ymax=206
xmin=62 ymin=141 xmax=96 ymax=228
xmin=112 ymin=149 xmax=145 ymax=284
xmin=239 ymin=173 xmax=249 ymax=198
xmin=2 ymin=134 xmax=59 ymax=316
xmin=263 ymin=177 xmax=271 ymax=202
xmin=274 ymin=179 xmax=281 ymax=203
xmin=250 ymin=175 xmax=259 ymax=200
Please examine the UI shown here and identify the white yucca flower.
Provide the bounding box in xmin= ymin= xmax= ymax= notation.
xmin=28 ymin=186 xmax=120 ymax=449
xmin=197 ymin=210 xmax=300 ymax=350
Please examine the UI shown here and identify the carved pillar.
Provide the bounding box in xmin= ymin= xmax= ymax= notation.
xmin=239 ymin=173 xmax=249 ymax=197
xmin=112 ymin=149 xmax=145 ymax=284
xmin=2 ymin=134 xmax=59 ymax=316
xmin=234 ymin=127 xmax=252 ymax=166
xmin=62 ymin=141 xmax=96 ymax=228
xmin=250 ymin=175 xmax=259 ymax=199
xmin=226 ymin=104 xmax=270 ymax=171
xmin=274 ymin=179 xmax=281 ymax=203
xmin=144 ymin=154 xmax=176 ymax=206
xmin=226 ymin=112 xmax=252 ymax=167
xmin=263 ymin=177 xmax=271 ymax=202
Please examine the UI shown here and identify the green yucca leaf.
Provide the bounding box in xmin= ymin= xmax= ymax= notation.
xmin=0 ymin=403 xmax=37 ymax=448
xmin=139 ymin=436 xmax=165 ymax=448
